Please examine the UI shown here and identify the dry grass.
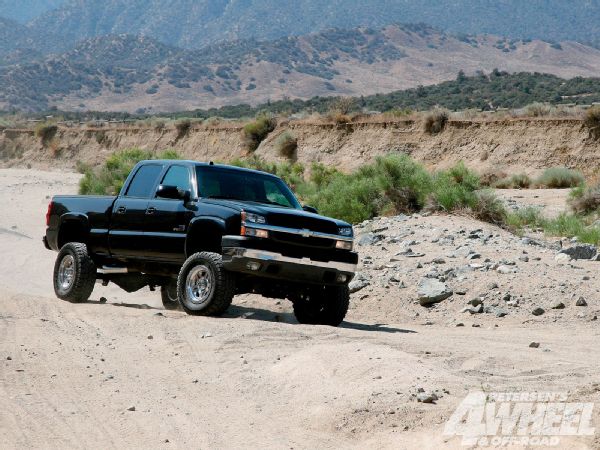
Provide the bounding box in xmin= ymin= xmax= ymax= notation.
xmin=584 ymin=106 xmax=600 ymax=139
xmin=275 ymin=132 xmax=298 ymax=159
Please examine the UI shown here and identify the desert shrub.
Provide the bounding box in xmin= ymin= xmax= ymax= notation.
xmin=242 ymin=114 xmax=276 ymax=151
xmin=536 ymin=167 xmax=585 ymax=188
xmin=275 ymin=132 xmax=297 ymax=159
xmin=175 ymin=119 xmax=192 ymax=139
xmin=524 ymin=102 xmax=552 ymax=117
xmin=329 ymin=97 xmax=357 ymax=115
xmin=309 ymin=162 xmax=340 ymax=188
xmin=504 ymin=207 xmax=545 ymax=231
xmin=422 ymin=109 xmax=449 ymax=134
xmin=470 ymin=191 xmax=507 ymax=226
xmin=493 ymin=173 xmax=532 ymax=189
xmin=427 ymin=162 xmax=480 ymax=211
xmin=79 ymin=149 xmax=181 ymax=195
xmin=35 ymin=123 xmax=58 ymax=146
xmin=584 ymin=106 xmax=600 ymax=139
xmin=569 ymin=184 xmax=600 ymax=214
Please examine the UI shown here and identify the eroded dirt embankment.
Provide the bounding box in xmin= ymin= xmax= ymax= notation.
xmin=1 ymin=118 xmax=599 ymax=174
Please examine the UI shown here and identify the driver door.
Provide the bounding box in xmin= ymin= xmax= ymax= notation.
xmin=145 ymin=164 xmax=195 ymax=262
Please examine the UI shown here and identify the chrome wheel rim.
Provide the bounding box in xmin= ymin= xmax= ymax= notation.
xmin=57 ymin=254 xmax=75 ymax=294
xmin=185 ymin=265 xmax=214 ymax=307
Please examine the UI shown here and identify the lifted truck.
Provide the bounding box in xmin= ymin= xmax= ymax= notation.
xmin=44 ymin=160 xmax=358 ymax=326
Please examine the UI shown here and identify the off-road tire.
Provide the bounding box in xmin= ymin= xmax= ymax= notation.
xmin=292 ymin=285 xmax=350 ymax=326
xmin=53 ymin=242 xmax=96 ymax=303
xmin=177 ymin=252 xmax=234 ymax=316
xmin=160 ymin=281 xmax=181 ymax=310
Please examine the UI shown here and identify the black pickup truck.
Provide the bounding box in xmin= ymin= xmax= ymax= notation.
xmin=44 ymin=160 xmax=358 ymax=326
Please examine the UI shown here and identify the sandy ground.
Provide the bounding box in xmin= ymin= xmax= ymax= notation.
xmin=1 ymin=168 xmax=600 ymax=449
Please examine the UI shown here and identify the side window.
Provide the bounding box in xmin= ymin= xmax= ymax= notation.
xmin=161 ymin=166 xmax=191 ymax=193
xmin=125 ymin=165 xmax=163 ymax=198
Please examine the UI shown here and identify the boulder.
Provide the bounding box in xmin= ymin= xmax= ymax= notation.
xmin=559 ymin=244 xmax=597 ymax=261
xmin=418 ymin=278 xmax=453 ymax=306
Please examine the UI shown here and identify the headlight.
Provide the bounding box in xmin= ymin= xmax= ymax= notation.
xmin=338 ymin=226 xmax=353 ymax=237
xmin=336 ymin=240 xmax=353 ymax=251
xmin=242 ymin=211 xmax=266 ymax=224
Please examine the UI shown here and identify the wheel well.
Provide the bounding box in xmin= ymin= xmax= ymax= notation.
xmin=186 ymin=223 xmax=224 ymax=256
xmin=57 ymin=220 xmax=88 ymax=248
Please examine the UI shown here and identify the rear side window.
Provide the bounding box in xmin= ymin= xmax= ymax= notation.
xmin=161 ymin=165 xmax=191 ymax=192
xmin=125 ymin=165 xmax=163 ymax=198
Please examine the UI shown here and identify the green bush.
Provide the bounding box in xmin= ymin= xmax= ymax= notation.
xmin=470 ymin=191 xmax=507 ymax=226
xmin=422 ymin=109 xmax=449 ymax=134
xmin=35 ymin=123 xmax=58 ymax=146
xmin=242 ymin=114 xmax=276 ymax=151
xmin=569 ymin=184 xmax=600 ymax=214
xmin=535 ymin=167 xmax=585 ymax=188
xmin=275 ymin=132 xmax=297 ymax=159
xmin=79 ymin=149 xmax=181 ymax=195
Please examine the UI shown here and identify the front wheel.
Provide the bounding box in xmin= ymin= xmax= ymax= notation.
xmin=176 ymin=252 xmax=234 ymax=316
xmin=292 ymin=285 xmax=350 ymax=326
xmin=53 ymin=242 xmax=96 ymax=303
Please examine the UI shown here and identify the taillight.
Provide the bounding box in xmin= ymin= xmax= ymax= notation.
xmin=46 ymin=201 xmax=53 ymax=226
xmin=240 ymin=211 xmax=246 ymax=236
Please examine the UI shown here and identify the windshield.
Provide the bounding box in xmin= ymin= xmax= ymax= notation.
xmin=196 ymin=166 xmax=302 ymax=209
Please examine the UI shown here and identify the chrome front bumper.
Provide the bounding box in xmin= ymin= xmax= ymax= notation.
xmin=226 ymin=247 xmax=357 ymax=273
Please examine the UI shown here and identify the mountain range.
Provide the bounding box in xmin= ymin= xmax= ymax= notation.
xmin=1 ymin=1 xmax=600 ymax=112
xmin=3 ymin=24 xmax=600 ymax=113
xmin=5 ymin=0 xmax=599 ymax=50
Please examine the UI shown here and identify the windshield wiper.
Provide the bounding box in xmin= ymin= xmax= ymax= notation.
xmin=257 ymin=199 xmax=291 ymax=208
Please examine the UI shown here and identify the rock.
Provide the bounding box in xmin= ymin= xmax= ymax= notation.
xmin=467 ymin=253 xmax=481 ymax=260
xmin=576 ymin=297 xmax=588 ymax=307
xmin=529 ymin=342 xmax=540 ymax=348
xmin=531 ymin=307 xmax=545 ymax=316
xmin=417 ymin=278 xmax=453 ymax=306
xmin=462 ymin=304 xmax=483 ymax=314
xmin=455 ymin=322 xmax=465 ymax=327
xmin=147 ymin=335 xmax=153 ymax=340
xmin=518 ymin=255 xmax=529 ymax=262
xmin=358 ymin=233 xmax=384 ymax=246
xmin=468 ymin=298 xmax=483 ymax=307
xmin=554 ymin=253 xmax=571 ymax=263
xmin=6 ymin=356 xmax=11 ymax=360
xmin=349 ymin=279 xmax=369 ymax=293
xmin=559 ymin=244 xmax=597 ymax=260
xmin=432 ymin=258 xmax=446 ymax=264
xmin=416 ymin=392 xmax=438 ymax=403
xmin=127 ymin=406 xmax=136 ymax=411
xmin=551 ymin=302 xmax=566 ymax=310
xmin=497 ymin=265 xmax=516 ymax=274
xmin=99 ymin=297 xmax=107 ymax=303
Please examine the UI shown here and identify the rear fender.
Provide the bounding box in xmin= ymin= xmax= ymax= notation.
xmin=57 ymin=213 xmax=90 ymax=248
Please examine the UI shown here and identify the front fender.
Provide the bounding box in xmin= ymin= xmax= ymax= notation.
xmin=185 ymin=216 xmax=228 ymax=256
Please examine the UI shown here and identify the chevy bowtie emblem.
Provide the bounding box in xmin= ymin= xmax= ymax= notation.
xmin=301 ymin=229 xmax=311 ymax=238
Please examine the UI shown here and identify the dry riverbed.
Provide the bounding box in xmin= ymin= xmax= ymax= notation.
xmin=1 ymin=169 xmax=599 ymax=449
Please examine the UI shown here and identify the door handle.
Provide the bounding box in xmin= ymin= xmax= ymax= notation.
xmin=116 ymin=206 xmax=126 ymax=214
xmin=146 ymin=207 xmax=156 ymax=215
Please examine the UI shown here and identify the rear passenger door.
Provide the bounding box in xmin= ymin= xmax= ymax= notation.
xmin=145 ymin=165 xmax=195 ymax=262
xmin=109 ymin=163 xmax=163 ymax=259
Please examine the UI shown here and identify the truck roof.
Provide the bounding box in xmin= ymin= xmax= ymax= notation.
xmin=137 ymin=159 xmax=280 ymax=178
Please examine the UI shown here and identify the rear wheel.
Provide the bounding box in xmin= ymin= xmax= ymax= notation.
xmin=53 ymin=243 xmax=96 ymax=303
xmin=176 ymin=252 xmax=234 ymax=316
xmin=292 ymin=285 xmax=350 ymax=326
xmin=160 ymin=281 xmax=180 ymax=310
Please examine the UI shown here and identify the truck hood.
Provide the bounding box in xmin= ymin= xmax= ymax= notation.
xmin=200 ymin=199 xmax=352 ymax=233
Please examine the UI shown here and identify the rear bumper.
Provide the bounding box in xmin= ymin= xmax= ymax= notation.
xmin=222 ymin=236 xmax=357 ymax=285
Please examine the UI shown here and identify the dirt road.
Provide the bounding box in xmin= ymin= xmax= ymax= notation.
xmin=1 ymin=169 xmax=599 ymax=449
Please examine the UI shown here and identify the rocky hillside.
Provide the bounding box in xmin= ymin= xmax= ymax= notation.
xmin=3 ymin=25 xmax=600 ymax=112
xmin=2 ymin=117 xmax=599 ymax=177
xmin=25 ymin=0 xmax=600 ymax=49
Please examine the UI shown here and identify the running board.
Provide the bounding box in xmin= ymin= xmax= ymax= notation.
xmin=98 ymin=266 xmax=129 ymax=274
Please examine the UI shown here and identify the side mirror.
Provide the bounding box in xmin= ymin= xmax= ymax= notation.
xmin=156 ymin=185 xmax=191 ymax=202
xmin=302 ymin=205 xmax=318 ymax=214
